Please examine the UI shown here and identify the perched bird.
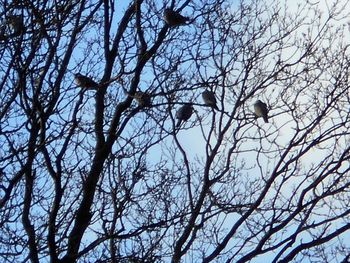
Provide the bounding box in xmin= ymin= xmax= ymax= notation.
xmin=176 ymin=103 xmax=193 ymax=127
xmin=163 ymin=8 xmax=190 ymax=27
xmin=74 ymin=73 xmax=98 ymax=89
xmin=254 ymin=100 xmax=269 ymax=123
xmin=0 ymin=27 xmax=6 ymax=41
xmin=202 ymin=90 xmax=218 ymax=110
xmin=133 ymin=91 xmax=152 ymax=107
xmin=6 ymin=15 xmax=24 ymax=36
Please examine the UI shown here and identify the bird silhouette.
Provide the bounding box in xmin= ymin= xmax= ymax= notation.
xmin=74 ymin=73 xmax=98 ymax=89
xmin=176 ymin=103 xmax=193 ymax=127
xmin=133 ymin=91 xmax=152 ymax=107
xmin=254 ymin=100 xmax=269 ymax=123
xmin=6 ymin=15 xmax=24 ymax=36
xmin=202 ymin=90 xmax=218 ymax=110
xmin=163 ymin=8 xmax=190 ymax=27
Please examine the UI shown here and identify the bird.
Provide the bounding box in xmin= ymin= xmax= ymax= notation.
xmin=0 ymin=28 xmax=6 ymax=41
xmin=6 ymin=15 xmax=24 ymax=36
xmin=163 ymin=8 xmax=190 ymax=27
xmin=202 ymin=90 xmax=218 ymax=110
xmin=74 ymin=73 xmax=98 ymax=89
xmin=176 ymin=103 xmax=193 ymax=127
xmin=133 ymin=91 xmax=152 ymax=107
xmin=254 ymin=100 xmax=269 ymax=123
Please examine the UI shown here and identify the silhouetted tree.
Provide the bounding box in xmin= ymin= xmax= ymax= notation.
xmin=1 ymin=0 xmax=350 ymax=262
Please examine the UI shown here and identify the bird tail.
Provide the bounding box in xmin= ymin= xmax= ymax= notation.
xmin=176 ymin=119 xmax=182 ymax=127
xmin=263 ymin=116 xmax=268 ymax=123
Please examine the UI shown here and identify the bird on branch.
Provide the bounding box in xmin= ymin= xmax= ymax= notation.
xmin=163 ymin=8 xmax=190 ymax=27
xmin=133 ymin=91 xmax=152 ymax=108
xmin=6 ymin=15 xmax=24 ymax=36
xmin=176 ymin=103 xmax=194 ymax=127
xmin=74 ymin=73 xmax=99 ymax=89
xmin=202 ymin=90 xmax=218 ymax=110
xmin=254 ymin=100 xmax=269 ymax=123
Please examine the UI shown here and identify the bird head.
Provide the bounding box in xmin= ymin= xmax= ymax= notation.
xmin=164 ymin=8 xmax=172 ymax=14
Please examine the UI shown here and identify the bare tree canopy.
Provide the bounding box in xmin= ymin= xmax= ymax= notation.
xmin=1 ymin=0 xmax=350 ymax=262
